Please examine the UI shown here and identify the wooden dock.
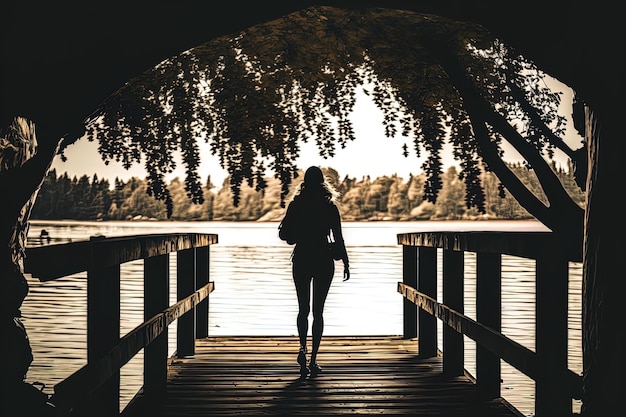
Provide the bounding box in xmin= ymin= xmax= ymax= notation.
xmin=25 ymin=231 xmax=582 ymax=416
xmin=122 ymin=336 xmax=523 ymax=416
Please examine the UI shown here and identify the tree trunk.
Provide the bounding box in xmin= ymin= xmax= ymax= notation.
xmin=0 ymin=120 xmax=60 ymax=414
xmin=581 ymin=103 xmax=626 ymax=416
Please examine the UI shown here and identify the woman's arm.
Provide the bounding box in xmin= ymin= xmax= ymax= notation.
xmin=330 ymin=204 xmax=350 ymax=281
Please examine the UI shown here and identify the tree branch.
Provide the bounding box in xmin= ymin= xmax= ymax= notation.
xmin=506 ymin=81 xmax=576 ymax=159
xmin=429 ymin=38 xmax=583 ymax=237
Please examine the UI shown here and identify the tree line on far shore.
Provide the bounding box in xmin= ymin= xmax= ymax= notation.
xmin=31 ymin=161 xmax=584 ymax=222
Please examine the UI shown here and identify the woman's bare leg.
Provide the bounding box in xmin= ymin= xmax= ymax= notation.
xmin=309 ymin=260 xmax=334 ymax=369
xmin=292 ymin=263 xmax=312 ymax=348
xmin=293 ymin=262 xmax=312 ymax=375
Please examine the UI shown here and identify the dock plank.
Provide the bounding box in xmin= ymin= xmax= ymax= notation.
xmin=123 ymin=336 xmax=523 ymax=416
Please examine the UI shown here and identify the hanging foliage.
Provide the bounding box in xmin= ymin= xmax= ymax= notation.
xmin=78 ymin=6 xmax=578 ymax=233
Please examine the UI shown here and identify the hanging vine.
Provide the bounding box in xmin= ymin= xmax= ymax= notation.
xmin=77 ymin=6 xmax=580 ymax=233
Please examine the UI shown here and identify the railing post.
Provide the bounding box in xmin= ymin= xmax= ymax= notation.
xmin=443 ymin=249 xmax=464 ymax=376
xmin=177 ymin=247 xmax=196 ymax=357
xmin=476 ymin=252 xmax=501 ymax=399
xmin=195 ymin=245 xmax=209 ymax=339
xmin=88 ymin=237 xmax=120 ymax=415
xmin=535 ymin=247 xmax=570 ymax=417
xmin=144 ymin=253 xmax=169 ymax=400
xmin=418 ymin=247 xmax=437 ymax=358
xmin=402 ymin=245 xmax=417 ymax=339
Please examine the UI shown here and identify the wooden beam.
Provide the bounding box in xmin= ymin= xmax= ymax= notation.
xmin=24 ymin=233 xmax=218 ymax=282
xmin=397 ymin=232 xmax=581 ymax=262
xmin=443 ymin=249 xmax=464 ymax=376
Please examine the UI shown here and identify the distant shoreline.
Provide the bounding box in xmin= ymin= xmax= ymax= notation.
xmin=29 ymin=217 xmax=539 ymax=223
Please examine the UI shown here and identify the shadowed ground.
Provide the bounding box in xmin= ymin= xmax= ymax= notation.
xmin=123 ymin=336 xmax=524 ymax=416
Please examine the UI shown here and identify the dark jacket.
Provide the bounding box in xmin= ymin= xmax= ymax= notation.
xmin=280 ymin=193 xmax=348 ymax=264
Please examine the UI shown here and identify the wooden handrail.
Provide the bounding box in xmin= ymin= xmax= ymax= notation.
xmin=397 ymin=282 xmax=582 ymax=399
xmin=23 ymin=232 xmax=219 ymax=416
xmin=397 ymin=231 xmax=582 ymax=262
xmin=24 ymin=233 xmax=218 ymax=281
xmin=397 ymin=230 xmax=582 ymax=417
xmin=52 ymin=282 xmax=215 ymax=413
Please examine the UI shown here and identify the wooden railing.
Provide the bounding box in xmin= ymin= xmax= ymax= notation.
xmin=397 ymin=230 xmax=583 ymax=417
xmin=23 ymin=232 xmax=218 ymax=416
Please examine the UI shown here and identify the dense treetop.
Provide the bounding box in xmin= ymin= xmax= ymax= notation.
xmin=73 ymin=6 xmax=580 ymax=234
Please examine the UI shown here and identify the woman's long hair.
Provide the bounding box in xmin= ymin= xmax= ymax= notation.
xmin=291 ymin=166 xmax=340 ymax=204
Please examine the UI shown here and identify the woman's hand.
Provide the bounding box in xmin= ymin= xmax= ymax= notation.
xmin=343 ymin=264 xmax=350 ymax=281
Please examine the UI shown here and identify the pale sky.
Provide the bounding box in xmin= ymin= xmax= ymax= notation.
xmin=51 ymin=80 xmax=582 ymax=188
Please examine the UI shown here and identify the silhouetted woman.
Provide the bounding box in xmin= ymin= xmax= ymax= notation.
xmin=280 ymin=166 xmax=350 ymax=377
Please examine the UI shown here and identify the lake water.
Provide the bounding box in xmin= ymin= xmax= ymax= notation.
xmin=22 ymin=219 xmax=582 ymax=416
